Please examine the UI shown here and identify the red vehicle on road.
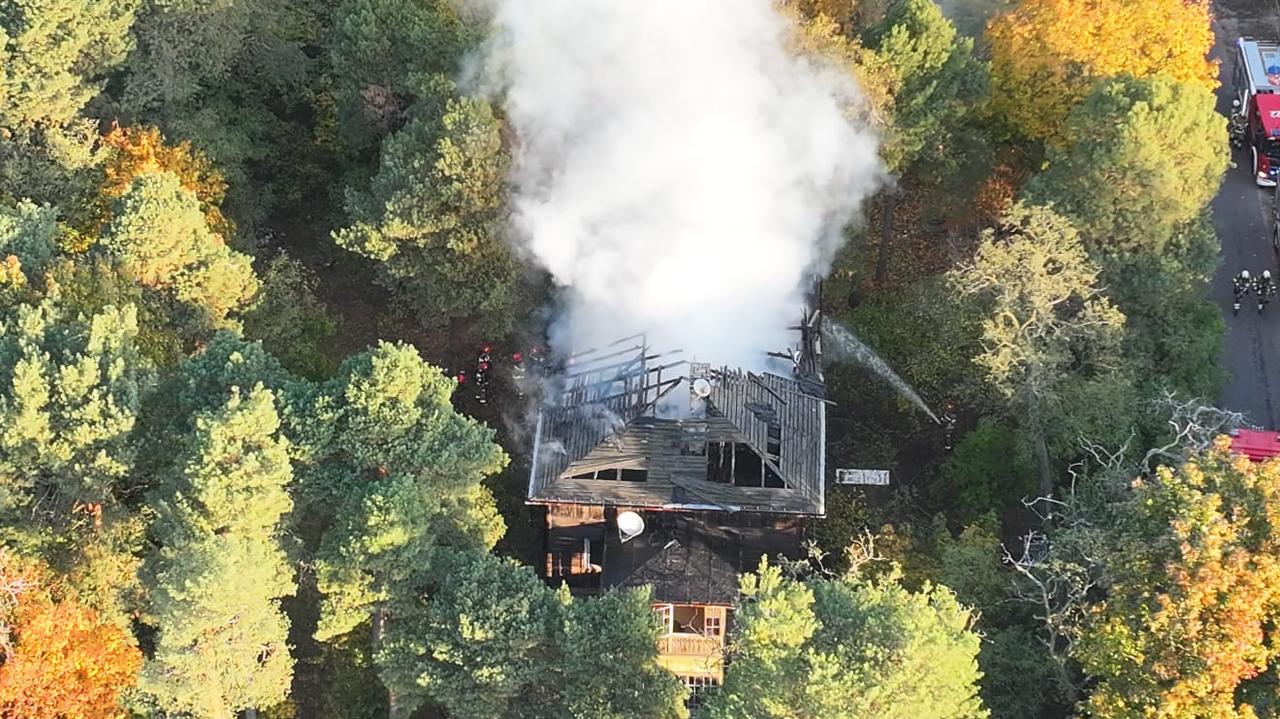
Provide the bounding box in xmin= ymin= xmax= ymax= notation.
xmin=1230 ymin=37 xmax=1280 ymax=187
xmin=1229 ymin=428 xmax=1280 ymax=461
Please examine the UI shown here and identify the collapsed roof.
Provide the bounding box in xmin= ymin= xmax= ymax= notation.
xmin=527 ymin=311 xmax=826 ymax=515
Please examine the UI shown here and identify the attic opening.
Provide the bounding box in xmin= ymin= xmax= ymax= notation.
xmin=706 ymin=442 xmax=785 ymax=488
xmin=569 ymin=468 xmax=649 ymax=481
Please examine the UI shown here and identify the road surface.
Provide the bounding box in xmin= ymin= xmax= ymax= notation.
xmin=1213 ymin=1 xmax=1280 ymax=427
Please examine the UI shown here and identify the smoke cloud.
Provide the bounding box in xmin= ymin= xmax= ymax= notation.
xmin=480 ymin=0 xmax=883 ymax=366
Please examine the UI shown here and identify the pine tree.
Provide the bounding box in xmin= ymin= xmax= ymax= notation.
xmin=102 ymin=171 xmax=258 ymax=333
xmin=867 ymin=0 xmax=987 ymax=173
xmin=140 ymin=386 xmax=295 ymax=719
xmin=1026 ymin=75 xmax=1227 ymax=261
xmin=308 ymin=342 xmax=507 ymax=644
xmin=707 ymin=559 xmax=987 ymax=719
xmin=0 ymin=299 xmax=149 ymax=521
xmin=0 ymin=0 xmax=137 ymax=128
xmin=334 ymin=81 xmax=524 ymax=330
xmin=377 ymin=550 xmax=689 ymax=719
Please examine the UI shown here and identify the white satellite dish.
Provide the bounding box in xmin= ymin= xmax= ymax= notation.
xmin=617 ymin=511 xmax=645 ymax=542
xmin=691 ymin=378 xmax=713 ymax=398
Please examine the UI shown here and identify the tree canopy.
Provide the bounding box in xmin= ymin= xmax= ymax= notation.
xmin=0 ymin=553 xmax=141 ymax=719
xmin=140 ymin=387 xmax=295 ymax=719
xmin=707 ymin=560 xmax=987 ymax=719
xmin=951 ymin=203 xmax=1125 ymax=493
xmin=986 ymin=0 xmax=1217 ymax=142
xmin=378 ymin=550 xmax=688 ymax=719
xmin=0 ymin=0 xmax=137 ymax=129
xmin=1026 ymin=75 xmax=1227 ymax=260
xmin=1075 ymin=442 xmax=1280 ymax=719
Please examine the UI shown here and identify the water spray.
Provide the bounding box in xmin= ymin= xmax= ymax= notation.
xmin=823 ymin=322 xmax=941 ymax=425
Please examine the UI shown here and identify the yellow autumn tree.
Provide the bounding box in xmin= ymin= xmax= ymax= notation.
xmin=0 ymin=553 xmax=141 ymax=719
xmin=97 ymin=125 xmax=233 ymax=240
xmin=986 ymin=0 xmax=1217 ymax=142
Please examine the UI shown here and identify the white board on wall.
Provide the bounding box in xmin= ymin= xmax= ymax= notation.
xmin=835 ymin=469 xmax=890 ymax=486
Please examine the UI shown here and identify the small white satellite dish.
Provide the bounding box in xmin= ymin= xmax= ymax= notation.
xmin=691 ymin=378 xmax=713 ymax=398
xmin=617 ymin=511 xmax=645 ymax=542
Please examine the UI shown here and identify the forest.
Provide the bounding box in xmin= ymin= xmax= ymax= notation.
xmin=0 ymin=0 xmax=1264 ymax=718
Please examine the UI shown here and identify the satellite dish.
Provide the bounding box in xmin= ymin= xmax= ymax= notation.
xmin=691 ymin=378 xmax=713 ymax=398
xmin=617 ymin=511 xmax=645 ymax=542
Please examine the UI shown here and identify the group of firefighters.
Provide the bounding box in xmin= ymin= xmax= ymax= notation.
xmin=455 ymin=344 xmax=547 ymax=405
xmin=1233 ymin=268 xmax=1278 ymax=314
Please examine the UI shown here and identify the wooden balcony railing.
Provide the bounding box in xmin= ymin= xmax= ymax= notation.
xmin=658 ymin=632 xmax=723 ymax=657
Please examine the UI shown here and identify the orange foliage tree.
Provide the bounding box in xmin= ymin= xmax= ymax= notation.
xmin=1074 ymin=440 xmax=1280 ymax=719
xmin=0 ymin=554 xmax=141 ymax=719
xmin=98 ymin=124 xmax=233 ymax=240
xmin=986 ymin=0 xmax=1216 ymax=143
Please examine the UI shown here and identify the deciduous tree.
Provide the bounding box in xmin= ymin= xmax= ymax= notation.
xmin=986 ymin=0 xmax=1216 ymax=142
xmin=99 ymin=124 xmax=232 ymax=239
xmin=1075 ymin=440 xmax=1280 ymax=719
xmin=950 ymin=203 xmax=1125 ymax=495
xmin=0 ymin=554 xmax=141 ymax=719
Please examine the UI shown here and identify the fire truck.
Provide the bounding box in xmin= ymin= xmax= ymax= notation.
xmin=1230 ymin=37 xmax=1280 ymax=188
xmin=1230 ymin=428 xmax=1280 ymax=461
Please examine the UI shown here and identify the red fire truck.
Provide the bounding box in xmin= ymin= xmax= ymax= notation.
xmin=1229 ymin=428 xmax=1280 ymax=461
xmin=1230 ymin=37 xmax=1280 ymax=188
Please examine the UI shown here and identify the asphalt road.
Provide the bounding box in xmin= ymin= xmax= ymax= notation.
xmin=1213 ymin=2 xmax=1280 ymax=428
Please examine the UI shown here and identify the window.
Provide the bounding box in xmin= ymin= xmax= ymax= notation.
xmin=654 ymin=604 xmax=674 ymax=633
xmin=703 ymin=615 xmax=722 ymax=638
xmin=569 ymin=468 xmax=646 ymax=481
xmin=765 ymin=422 xmax=781 ymax=461
xmin=682 ymin=676 xmax=720 ymax=711
xmin=732 ymin=444 xmax=763 ymax=487
xmin=706 ymin=442 xmax=732 ymax=483
xmin=706 ymin=442 xmax=782 ymax=488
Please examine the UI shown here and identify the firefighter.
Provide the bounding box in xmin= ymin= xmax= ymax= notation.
xmin=1234 ymin=269 xmax=1253 ymax=315
xmin=511 ymin=350 xmax=527 ymax=398
xmin=1256 ymin=269 xmax=1277 ymax=313
xmin=474 ymin=345 xmax=493 ymax=405
xmin=939 ymin=401 xmax=958 ymax=452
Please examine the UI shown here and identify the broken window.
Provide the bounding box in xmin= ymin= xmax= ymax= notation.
xmin=706 ymin=442 xmax=733 ymax=483
xmin=569 ymin=468 xmax=647 ymax=482
xmin=705 ymin=441 xmax=779 ymax=487
xmin=732 ymin=444 xmax=763 ymax=487
xmin=766 ymin=422 xmax=781 ymax=462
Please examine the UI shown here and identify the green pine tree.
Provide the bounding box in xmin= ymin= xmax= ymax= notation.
xmin=140 ymin=386 xmax=295 ymax=719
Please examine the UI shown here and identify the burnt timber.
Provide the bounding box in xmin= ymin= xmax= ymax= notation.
xmin=527 ymin=308 xmax=827 ymax=515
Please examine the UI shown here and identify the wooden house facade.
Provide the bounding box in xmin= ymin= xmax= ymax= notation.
xmin=528 ymin=308 xmax=827 ymax=710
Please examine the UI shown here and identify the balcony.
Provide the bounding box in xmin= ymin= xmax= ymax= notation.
xmin=658 ymin=632 xmax=723 ymax=656
xmin=656 ymin=632 xmax=724 ymax=681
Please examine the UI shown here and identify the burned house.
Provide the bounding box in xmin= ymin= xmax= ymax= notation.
xmin=527 ymin=309 xmax=826 ymax=706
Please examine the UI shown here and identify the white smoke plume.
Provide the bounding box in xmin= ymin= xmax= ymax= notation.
xmin=480 ymin=0 xmax=883 ymax=366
